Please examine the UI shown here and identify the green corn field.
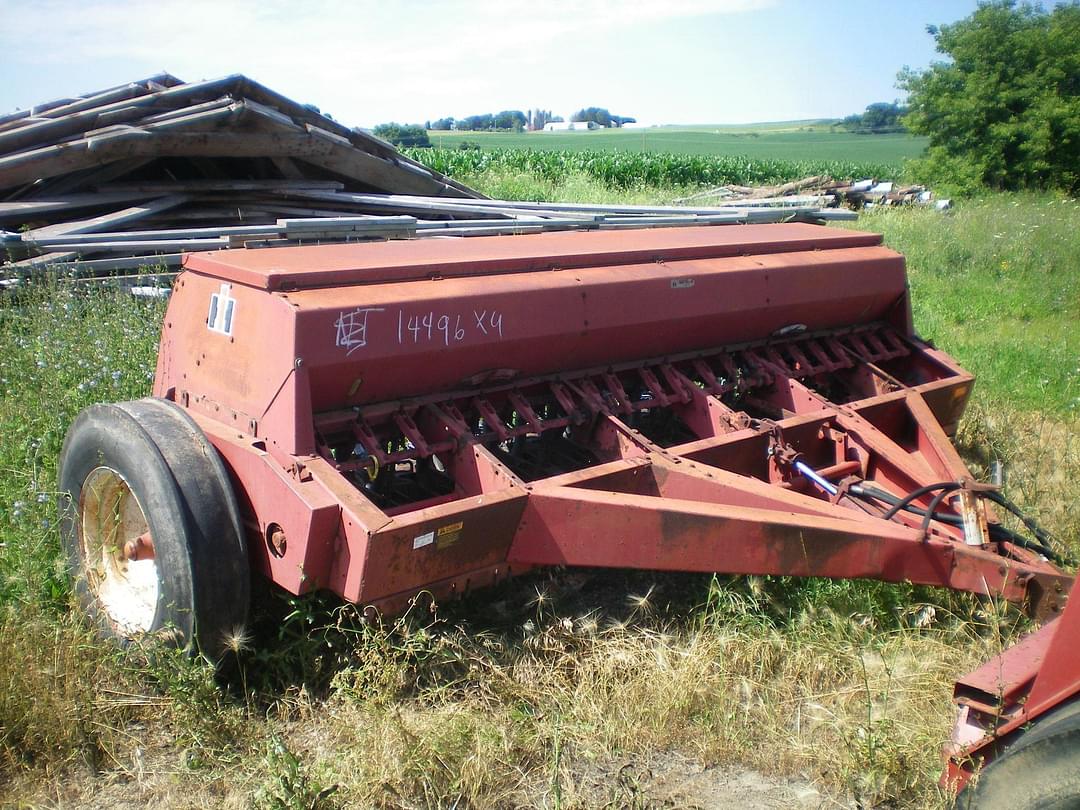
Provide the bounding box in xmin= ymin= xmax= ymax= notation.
xmin=404 ymin=147 xmax=901 ymax=189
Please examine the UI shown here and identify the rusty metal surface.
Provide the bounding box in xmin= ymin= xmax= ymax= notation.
xmin=944 ymin=571 xmax=1080 ymax=792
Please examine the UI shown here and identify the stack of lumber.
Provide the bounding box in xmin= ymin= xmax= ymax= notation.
xmin=830 ymin=179 xmax=948 ymax=209
xmin=676 ymin=176 xmax=947 ymax=210
xmin=0 ymin=74 xmax=851 ymax=289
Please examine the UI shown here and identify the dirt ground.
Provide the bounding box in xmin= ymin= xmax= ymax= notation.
xmin=569 ymin=751 xmax=832 ymax=809
xmin=13 ymin=755 xmax=834 ymax=810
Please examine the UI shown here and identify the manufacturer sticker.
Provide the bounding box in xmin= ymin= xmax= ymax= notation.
xmin=207 ymin=283 xmax=236 ymax=336
xmin=412 ymin=531 xmax=434 ymax=550
xmin=671 ymin=278 xmax=695 ymax=289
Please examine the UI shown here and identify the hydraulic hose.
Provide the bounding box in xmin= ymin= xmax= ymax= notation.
xmin=983 ymin=490 xmax=1055 ymax=546
xmin=920 ymin=486 xmax=955 ymax=537
xmin=790 ymin=465 xmax=1070 ymax=566
xmin=851 ymin=482 xmax=1070 ymax=566
xmin=877 ymin=481 xmax=962 ymax=520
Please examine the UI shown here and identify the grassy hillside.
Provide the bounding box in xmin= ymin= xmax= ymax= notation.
xmin=1 ymin=186 xmax=1076 ymax=808
xmin=427 ymin=126 xmax=927 ymax=166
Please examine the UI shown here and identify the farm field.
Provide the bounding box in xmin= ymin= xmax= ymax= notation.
xmin=405 ymin=147 xmax=904 ymax=195
xmin=427 ymin=125 xmax=928 ymax=165
xmin=1 ymin=179 xmax=1077 ymax=808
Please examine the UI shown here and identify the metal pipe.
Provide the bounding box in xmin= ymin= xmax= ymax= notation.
xmin=794 ymin=460 xmax=838 ymax=496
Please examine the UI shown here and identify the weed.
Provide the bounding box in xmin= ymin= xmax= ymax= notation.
xmin=255 ymin=736 xmax=339 ymax=810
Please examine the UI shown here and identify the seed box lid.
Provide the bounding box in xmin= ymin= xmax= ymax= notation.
xmin=182 ymin=223 xmax=882 ymax=291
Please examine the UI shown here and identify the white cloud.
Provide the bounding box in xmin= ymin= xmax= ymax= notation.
xmin=0 ymin=0 xmax=775 ymax=124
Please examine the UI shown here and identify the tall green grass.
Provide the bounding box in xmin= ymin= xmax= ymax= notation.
xmin=0 ymin=283 xmax=165 ymax=609
xmin=853 ymin=194 xmax=1080 ymax=416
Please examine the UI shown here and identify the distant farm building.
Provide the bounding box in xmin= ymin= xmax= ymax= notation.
xmin=543 ymin=120 xmax=603 ymax=131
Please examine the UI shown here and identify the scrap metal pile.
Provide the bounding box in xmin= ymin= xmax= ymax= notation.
xmin=0 ymin=74 xmax=851 ymax=287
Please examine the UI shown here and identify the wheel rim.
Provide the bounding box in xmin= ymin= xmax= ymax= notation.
xmin=79 ymin=466 xmax=159 ymax=635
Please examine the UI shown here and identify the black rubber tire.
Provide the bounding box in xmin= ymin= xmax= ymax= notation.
xmin=956 ymin=697 xmax=1080 ymax=809
xmin=58 ymin=397 xmax=249 ymax=659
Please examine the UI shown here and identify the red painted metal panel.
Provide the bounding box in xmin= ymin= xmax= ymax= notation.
xmin=287 ymin=247 xmax=907 ymax=409
xmin=183 ymin=223 xmax=883 ymax=290
xmin=359 ymin=492 xmax=528 ymax=603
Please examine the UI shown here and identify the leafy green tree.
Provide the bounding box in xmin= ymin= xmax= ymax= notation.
xmin=900 ymin=1 xmax=1080 ymax=193
xmin=571 ymin=107 xmax=612 ymax=126
xmin=493 ymin=110 xmax=527 ymax=130
xmin=459 ymin=114 xmax=494 ymax=131
xmin=571 ymin=108 xmax=635 ymax=127
xmin=372 ymin=123 xmax=431 ymax=148
xmin=842 ymin=102 xmax=906 ymax=133
xmin=842 ymin=102 xmax=907 ymax=133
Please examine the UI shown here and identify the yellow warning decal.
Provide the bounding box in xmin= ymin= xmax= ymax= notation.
xmin=436 ymin=521 xmax=464 ymax=549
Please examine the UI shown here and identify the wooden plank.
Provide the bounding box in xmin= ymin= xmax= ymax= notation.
xmin=88 ymin=96 xmax=235 ymax=132
xmin=2 ymin=123 xmax=456 ymax=200
xmin=102 ymin=100 xmax=242 ymax=137
xmin=0 ymin=74 xmax=238 ymax=157
xmin=25 ymin=73 xmax=182 ymax=124
xmin=100 ymin=179 xmax=345 ymax=193
xmin=22 ymin=83 xmax=151 ymax=125
xmin=0 ymin=98 xmax=75 ymax=128
xmin=23 ymin=194 xmax=190 ymax=239
xmin=270 ymin=156 xmax=307 ymax=179
xmin=142 ymin=207 xmax=285 ymax=221
xmin=78 ymin=272 xmax=176 ymax=284
xmin=241 ymin=98 xmax=305 ymax=131
xmin=32 ymin=158 xmax=156 ymax=196
xmin=12 ymin=253 xmax=183 ymax=275
xmin=712 ymin=194 xmax=833 ymax=207
xmin=241 ymin=204 xmax=366 ymax=218
xmin=230 ymin=75 xmax=478 ymax=199
xmin=85 ymin=130 xmax=338 ymax=158
xmin=278 ymin=215 xmax=416 ymax=231
xmin=296 ymin=145 xmax=451 ymax=196
xmin=804 ymin=209 xmax=858 ymax=221
xmin=429 ymin=226 xmax=547 ymax=237
xmin=0 ymin=191 xmax=158 ymax=218
xmin=0 ymin=130 xmax=321 ymax=189
xmin=7 ymin=250 xmax=79 ymax=268
xmin=304 ymin=123 xmax=353 ymax=147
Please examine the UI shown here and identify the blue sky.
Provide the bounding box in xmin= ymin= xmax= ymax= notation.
xmin=0 ymin=0 xmax=983 ymax=127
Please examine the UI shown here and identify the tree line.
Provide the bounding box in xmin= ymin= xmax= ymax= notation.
xmin=373 ymin=106 xmax=637 ymax=145
xmin=840 ymin=102 xmax=908 ymax=134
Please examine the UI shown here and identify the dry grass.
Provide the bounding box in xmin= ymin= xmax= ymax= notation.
xmin=2 ymin=561 xmax=1050 ymax=808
